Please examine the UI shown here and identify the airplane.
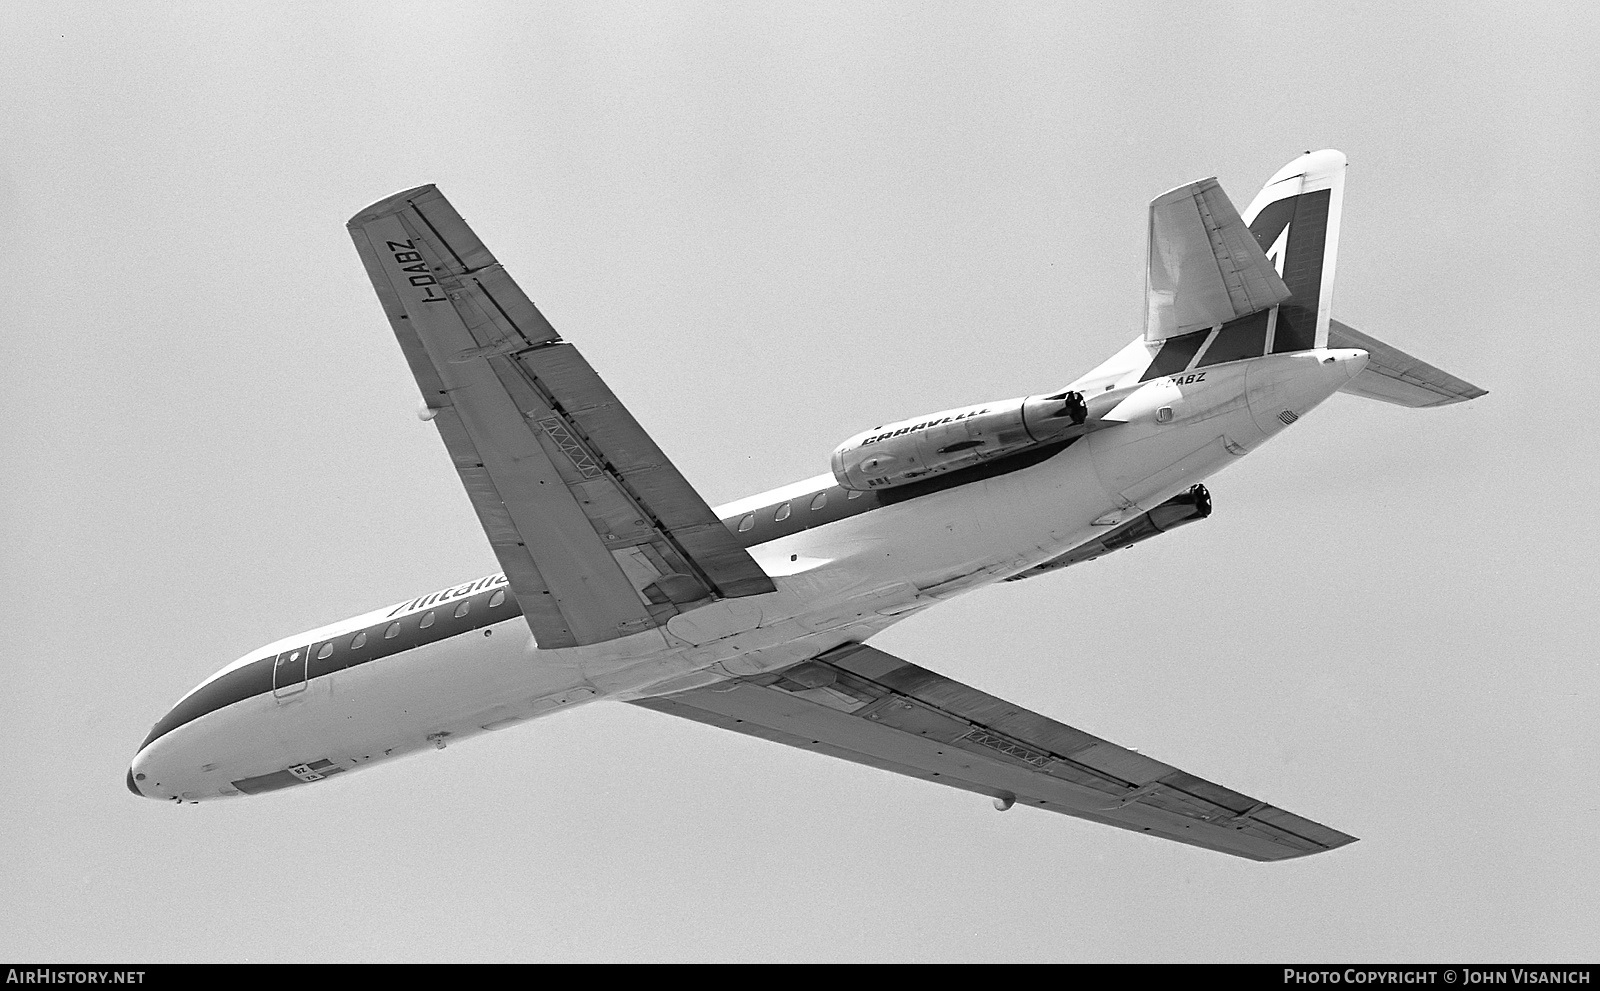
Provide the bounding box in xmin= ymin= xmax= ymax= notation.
xmin=128 ymin=150 xmax=1485 ymax=861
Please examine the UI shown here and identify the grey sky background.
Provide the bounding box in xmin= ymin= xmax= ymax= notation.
xmin=3 ymin=2 xmax=1596 ymax=963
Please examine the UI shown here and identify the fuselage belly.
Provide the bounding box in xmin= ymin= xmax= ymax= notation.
xmin=129 ymin=348 xmax=1366 ymax=803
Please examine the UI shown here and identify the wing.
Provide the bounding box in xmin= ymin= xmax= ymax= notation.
xmin=1329 ymin=319 xmax=1488 ymax=407
xmin=631 ymin=643 xmax=1356 ymax=861
xmin=348 ymin=185 xmax=774 ymax=648
xmin=1145 ymin=178 xmax=1293 ymax=342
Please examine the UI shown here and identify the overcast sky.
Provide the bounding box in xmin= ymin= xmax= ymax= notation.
xmin=3 ymin=1 xmax=1596 ymax=963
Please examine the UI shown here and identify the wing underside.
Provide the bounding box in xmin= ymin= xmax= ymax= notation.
xmin=347 ymin=185 xmax=774 ymax=648
xmin=631 ymin=643 xmax=1356 ymax=861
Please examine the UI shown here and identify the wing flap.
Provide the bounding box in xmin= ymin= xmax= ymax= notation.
xmin=1145 ymin=178 xmax=1293 ymax=342
xmin=436 ymin=413 xmax=571 ymax=638
xmin=348 ymin=186 xmax=774 ymax=647
xmin=631 ymin=643 xmax=1356 ymax=861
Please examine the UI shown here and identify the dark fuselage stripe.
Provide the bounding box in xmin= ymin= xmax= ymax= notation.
xmin=139 ymin=584 xmax=524 ymax=752
xmin=723 ymin=438 xmax=1078 ymax=547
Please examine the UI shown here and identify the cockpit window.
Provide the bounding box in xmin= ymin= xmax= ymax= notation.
xmin=384 ymin=622 xmax=400 ymax=639
xmin=420 ymin=611 xmax=436 ymax=629
xmin=454 ymin=601 xmax=470 ymax=618
xmin=489 ymin=590 xmax=506 ymax=608
xmin=774 ymin=502 xmax=791 ymax=522
xmin=351 ymin=631 xmax=368 ymax=649
xmin=316 ymin=643 xmax=333 ymax=660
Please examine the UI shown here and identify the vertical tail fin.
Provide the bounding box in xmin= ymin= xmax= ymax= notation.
xmin=1137 ymin=150 xmax=1348 ymax=383
xmin=1240 ymin=149 xmax=1346 ymax=352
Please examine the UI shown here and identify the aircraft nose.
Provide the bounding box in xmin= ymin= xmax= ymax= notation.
xmin=127 ymin=759 xmax=163 ymax=800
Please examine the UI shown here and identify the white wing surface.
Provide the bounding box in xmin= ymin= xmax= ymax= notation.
xmin=632 ymin=643 xmax=1357 ymax=861
xmin=348 ymin=185 xmax=774 ymax=649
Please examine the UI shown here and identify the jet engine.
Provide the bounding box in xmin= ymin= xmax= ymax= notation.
xmin=1004 ymin=484 xmax=1213 ymax=580
xmin=831 ymin=390 xmax=1089 ymax=491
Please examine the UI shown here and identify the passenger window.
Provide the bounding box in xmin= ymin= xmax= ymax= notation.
xmin=420 ymin=611 xmax=436 ymax=629
xmin=316 ymin=643 xmax=333 ymax=660
xmin=847 ymin=489 xmax=864 ymax=500
xmin=454 ymin=601 xmax=470 ymax=618
xmin=809 ymin=492 xmax=827 ymax=511
xmin=774 ymin=502 xmax=791 ymax=522
xmin=351 ymin=631 xmax=367 ymax=649
xmin=384 ymin=622 xmax=400 ymax=639
xmin=737 ymin=513 xmax=755 ymax=532
xmin=489 ymin=590 xmax=506 ymax=608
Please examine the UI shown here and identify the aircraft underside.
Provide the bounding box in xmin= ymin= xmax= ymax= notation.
xmin=129 ymin=150 xmax=1484 ymax=861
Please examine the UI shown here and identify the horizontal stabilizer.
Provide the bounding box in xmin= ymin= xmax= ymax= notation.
xmin=1329 ymin=319 xmax=1487 ymax=407
xmin=1145 ymin=178 xmax=1292 ymax=342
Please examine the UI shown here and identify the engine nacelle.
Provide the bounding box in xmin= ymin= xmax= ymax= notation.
xmin=831 ymin=391 xmax=1088 ymax=491
xmin=1004 ymin=484 xmax=1213 ymax=580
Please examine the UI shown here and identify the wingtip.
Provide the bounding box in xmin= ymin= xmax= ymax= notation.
xmin=1420 ymin=385 xmax=1489 ymax=407
xmin=1149 ymin=175 xmax=1222 ymax=206
xmin=347 ymin=184 xmax=441 ymax=228
xmin=1267 ymin=832 xmax=1359 ymax=862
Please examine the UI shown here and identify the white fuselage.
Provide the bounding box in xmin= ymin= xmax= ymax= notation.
xmin=128 ymin=347 xmax=1367 ymax=803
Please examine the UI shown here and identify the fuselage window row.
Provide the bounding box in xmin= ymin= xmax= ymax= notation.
xmin=289 ymin=586 xmax=522 ymax=686
xmin=141 ymin=584 xmax=527 ymax=752
xmin=721 ymin=483 xmax=882 ymax=549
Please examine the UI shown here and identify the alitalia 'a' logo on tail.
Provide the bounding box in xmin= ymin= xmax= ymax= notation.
xmin=1248 ymin=189 xmax=1330 ymax=354
xmin=1264 ymin=224 xmax=1290 ymax=278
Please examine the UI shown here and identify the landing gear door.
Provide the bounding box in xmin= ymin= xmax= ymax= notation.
xmin=272 ymin=645 xmax=309 ymax=699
